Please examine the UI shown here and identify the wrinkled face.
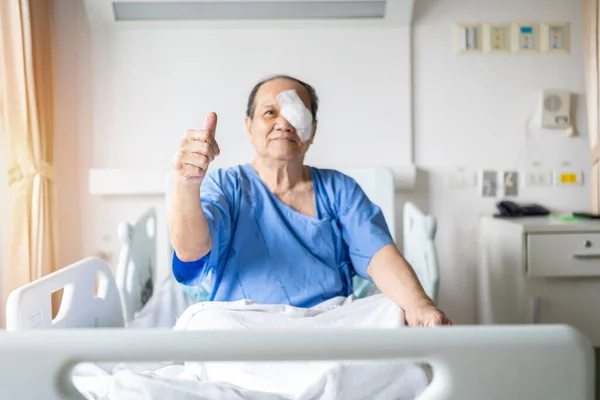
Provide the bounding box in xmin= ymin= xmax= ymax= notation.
xmin=245 ymin=78 xmax=317 ymax=162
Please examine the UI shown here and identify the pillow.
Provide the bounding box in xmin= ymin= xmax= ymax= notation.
xmin=180 ymin=271 xmax=212 ymax=302
xmin=352 ymin=276 xmax=379 ymax=298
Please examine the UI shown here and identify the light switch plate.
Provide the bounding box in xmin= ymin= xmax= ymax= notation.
xmin=503 ymin=171 xmax=519 ymax=196
xmin=481 ymin=170 xmax=497 ymax=197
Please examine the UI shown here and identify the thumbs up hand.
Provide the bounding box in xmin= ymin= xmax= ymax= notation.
xmin=173 ymin=112 xmax=220 ymax=186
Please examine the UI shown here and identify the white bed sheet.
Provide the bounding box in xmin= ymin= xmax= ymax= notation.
xmin=73 ymin=363 xmax=291 ymax=400
xmin=73 ymin=294 xmax=429 ymax=400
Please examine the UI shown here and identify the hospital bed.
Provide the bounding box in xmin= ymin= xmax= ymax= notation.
xmin=2 ymin=167 xmax=595 ymax=399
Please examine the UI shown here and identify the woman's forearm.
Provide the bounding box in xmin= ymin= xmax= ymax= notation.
xmin=367 ymin=244 xmax=434 ymax=309
xmin=168 ymin=177 xmax=212 ymax=261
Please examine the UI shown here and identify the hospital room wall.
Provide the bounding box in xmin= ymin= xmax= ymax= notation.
xmin=406 ymin=0 xmax=589 ymax=323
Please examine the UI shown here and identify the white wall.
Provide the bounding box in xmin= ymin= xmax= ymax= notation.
xmin=409 ymin=0 xmax=589 ymax=323
xmin=91 ymin=28 xmax=412 ymax=170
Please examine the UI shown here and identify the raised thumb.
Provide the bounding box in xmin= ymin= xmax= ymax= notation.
xmin=203 ymin=112 xmax=218 ymax=136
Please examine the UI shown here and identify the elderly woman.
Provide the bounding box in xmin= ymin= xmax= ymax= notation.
xmin=168 ymin=74 xmax=451 ymax=327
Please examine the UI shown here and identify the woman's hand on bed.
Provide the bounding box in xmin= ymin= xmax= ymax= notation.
xmin=366 ymin=245 xmax=451 ymax=327
xmin=173 ymin=112 xmax=220 ymax=185
xmin=404 ymin=299 xmax=452 ymax=327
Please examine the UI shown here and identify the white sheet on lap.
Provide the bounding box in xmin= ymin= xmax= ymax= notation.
xmin=174 ymin=293 xmax=403 ymax=331
xmin=175 ymin=294 xmax=428 ymax=400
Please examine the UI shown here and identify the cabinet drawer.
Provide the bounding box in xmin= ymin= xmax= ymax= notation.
xmin=527 ymin=232 xmax=600 ymax=277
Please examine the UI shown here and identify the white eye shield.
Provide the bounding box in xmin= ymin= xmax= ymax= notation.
xmin=275 ymin=89 xmax=314 ymax=142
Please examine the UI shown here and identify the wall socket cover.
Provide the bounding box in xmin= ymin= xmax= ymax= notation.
xmin=454 ymin=23 xmax=482 ymax=54
xmin=481 ymin=170 xmax=497 ymax=197
xmin=503 ymin=171 xmax=519 ymax=196
xmin=511 ymin=23 xmax=540 ymax=53
xmin=556 ymin=170 xmax=583 ymax=186
xmin=483 ymin=23 xmax=511 ymax=53
xmin=540 ymin=22 xmax=570 ymax=53
xmin=524 ymin=170 xmax=553 ymax=187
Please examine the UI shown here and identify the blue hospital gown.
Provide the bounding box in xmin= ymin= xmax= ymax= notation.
xmin=172 ymin=163 xmax=393 ymax=308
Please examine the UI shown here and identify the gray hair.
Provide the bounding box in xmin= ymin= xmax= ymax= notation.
xmin=246 ymin=74 xmax=319 ymax=120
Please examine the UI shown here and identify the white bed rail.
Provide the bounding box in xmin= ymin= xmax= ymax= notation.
xmin=403 ymin=202 xmax=439 ymax=302
xmin=0 ymin=325 xmax=593 ymax=399
xmin=5 ymin=257 xmax=124 ymax=330
xmin=116 ymin=207 xmax=157 ymax=324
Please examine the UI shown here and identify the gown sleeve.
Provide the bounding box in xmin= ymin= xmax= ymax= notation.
xmin=172 ymin=170 xmax=234 ymax=286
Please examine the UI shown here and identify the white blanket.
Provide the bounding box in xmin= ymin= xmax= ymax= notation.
xmin=74 ymin=294 xmax=429 ymax=400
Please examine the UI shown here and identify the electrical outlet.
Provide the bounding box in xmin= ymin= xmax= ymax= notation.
xmin=556 ymin=170 xmax=583 ymax=186
xmin=524 ymin=171 xmax=553 ymax=187
xmin=503 ymin=171 xmax=519 ymax=196
xmin=481 ymin=170 xmax=497 ymax=197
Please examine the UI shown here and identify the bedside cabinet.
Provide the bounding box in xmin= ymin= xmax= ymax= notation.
xmin=477 ymin=216 xmax=600 ymax=346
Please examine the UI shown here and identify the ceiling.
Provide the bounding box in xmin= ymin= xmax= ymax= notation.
xmin=83 ymin=0 xmax=415 ymax=30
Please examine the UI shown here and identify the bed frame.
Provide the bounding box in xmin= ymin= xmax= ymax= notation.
xmin=6 ymin=257 xmax=125 ymax=330
xmin=115 ymin=207 xmax=157 ymax=323
xmin=2 ymin=258 xmax=595 ymax=399
xmin=0 ymin=323 xmax=594 ymax=399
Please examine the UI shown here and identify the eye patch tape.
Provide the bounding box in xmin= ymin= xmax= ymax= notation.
xmin=276 ymin=89 xmax=313 ymax=142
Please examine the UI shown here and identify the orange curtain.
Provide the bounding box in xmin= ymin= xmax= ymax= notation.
xmin=0 ymin=0 xmax=59 ymax=312
xmin=583 ymin=0 xmax=600 ymax=212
